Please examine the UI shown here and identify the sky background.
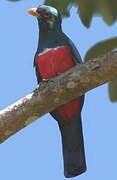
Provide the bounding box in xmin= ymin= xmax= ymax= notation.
xmin=0 ymin=0 xmax=117 ymax=179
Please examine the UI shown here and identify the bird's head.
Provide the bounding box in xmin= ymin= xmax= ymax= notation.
xmin=28 ymin=5 xmax=62 ymax=32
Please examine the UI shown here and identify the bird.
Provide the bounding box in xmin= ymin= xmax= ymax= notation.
xmin=28 ymin=5 xmax=86 ymax=178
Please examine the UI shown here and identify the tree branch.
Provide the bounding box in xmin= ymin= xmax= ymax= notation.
xmin=0 ymin=51 xmax=117 ymax=143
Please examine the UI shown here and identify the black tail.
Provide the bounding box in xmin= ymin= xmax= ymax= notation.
xmin=58 ymin=115 xmax=86 ymax=178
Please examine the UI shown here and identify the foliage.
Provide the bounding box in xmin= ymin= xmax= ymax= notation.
xmin=45 ymin=0 xmax=117 ymax=28
xmin=85 ymin=38 xmax=117 ymax=60
xmin=85 ymin=38 xmax=117 ymax=102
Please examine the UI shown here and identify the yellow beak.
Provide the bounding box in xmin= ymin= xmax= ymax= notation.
xmin=27 ymin=8 xmax=41 ymax=17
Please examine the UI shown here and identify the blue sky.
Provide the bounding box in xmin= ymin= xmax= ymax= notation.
xmin=0 ymin=0 xmax=117 ymax=179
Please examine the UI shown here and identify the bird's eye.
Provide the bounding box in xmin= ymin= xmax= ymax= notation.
xmin=43 ymin=12 xmax=51 ymax=18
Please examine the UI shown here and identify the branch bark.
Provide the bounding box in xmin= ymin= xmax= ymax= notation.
xmin=0 ymin=51 xmax=117 ymax=143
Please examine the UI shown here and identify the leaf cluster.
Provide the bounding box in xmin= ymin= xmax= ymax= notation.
xmin=45 ymin=0 xmax=117 ymax=28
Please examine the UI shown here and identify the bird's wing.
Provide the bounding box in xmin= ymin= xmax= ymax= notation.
xmin=34 ymin=54 xmax=42 ymax=84
xmin=66 ymin=37 xmax=82 ymax=64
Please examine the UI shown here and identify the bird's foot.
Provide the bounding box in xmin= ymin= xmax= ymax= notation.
xmin=38 ymin=79 xmax=49 ymax=89
xmin=43 ymin=78 xmax=49 ymax=82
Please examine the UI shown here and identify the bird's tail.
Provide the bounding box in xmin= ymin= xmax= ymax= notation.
xmin=58 ymin=115 xmax=86 ymax=178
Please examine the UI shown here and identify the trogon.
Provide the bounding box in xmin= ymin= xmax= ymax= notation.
xmin=28 ymin=5 xmax=86 ymax=178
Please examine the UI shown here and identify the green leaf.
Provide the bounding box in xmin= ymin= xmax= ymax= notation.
xmin=108 ymin=80 xmax=117 ymax=102
xmin=97 ymin=0 xmax=117 ymax=25
xmin=75 ymin=0 xmax=94 ymax=28
xmin=84 ymin=37 xmax=117 ymax=61
xmin=84 ymin=37 xmax=117 ymax=102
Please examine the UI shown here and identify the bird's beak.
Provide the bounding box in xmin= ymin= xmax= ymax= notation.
xmin=27 ymin=8 xmax=41 ymax=18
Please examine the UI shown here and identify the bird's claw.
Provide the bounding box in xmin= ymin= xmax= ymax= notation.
xmin=43 ymin=78 xmax=49 ymax=83
xmin=38 ymin=79 xmax=49 ymax=89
